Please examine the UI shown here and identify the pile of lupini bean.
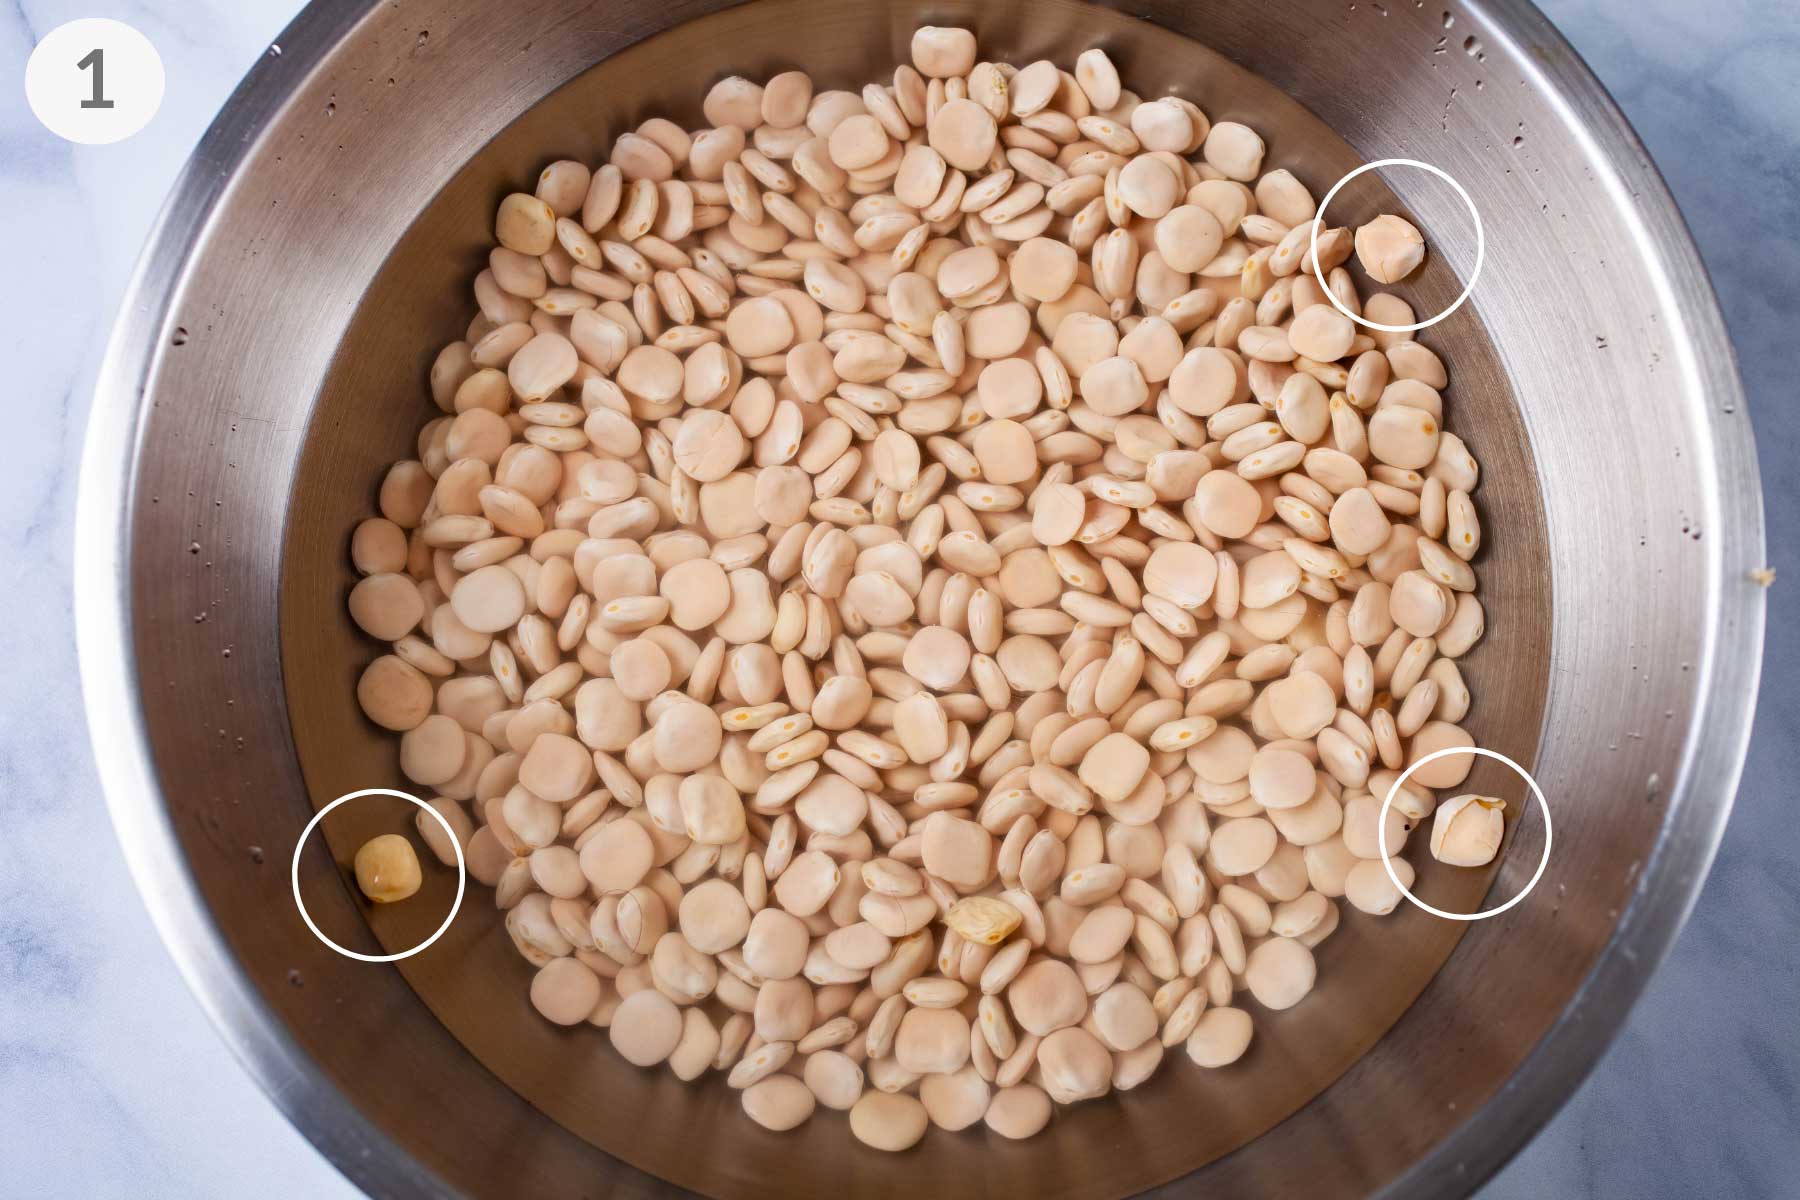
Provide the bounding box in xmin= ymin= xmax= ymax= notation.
xmin=345 ymin=25 xmax=1497 ymax=1150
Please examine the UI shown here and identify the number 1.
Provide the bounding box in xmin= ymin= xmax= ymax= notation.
xmin=77 ymin=48 xmax=114 ymax=109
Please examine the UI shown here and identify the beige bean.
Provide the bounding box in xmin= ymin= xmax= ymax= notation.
xmin=910 ymin=26 xmax=977 ymax=77
xmin=1185 ymin=1006 xmax=1253 ymax=1066
xmin=744 ymin=907 xmax=810 ymax=980
xmin=1345 ymin=856 xmax=1415 ymax=915
xmin=1038 ymin=1026 xmax=1113 ymax=1102
xmin=531 ymin=957 xmax=602 ymax=1026
xmin=849 ymin=1090 xmax=929 ymax=1152
xmin=805 ymin=1050 xmax=866 ymax=1110
xmin=1007 ymin=959 xmax=1086 ymax=1035
xmin=610 ymin=989 xmax=683 ymax=1065
xmin=1244 ymin=937 xmax=1316 ymax=1009
xmin=920 ymin=1066 xmax=992 ymax=1132
xmin=929 ymin=98 xmax=998 ymax=172
xmin=743 ymin=1075 xmax=816 ymax=1132
xmin=1430 ymin=794 xmax=1507 ymax=866
xmin=580 ymin=819 xmax=654 ymax=894
xmin=1355 ymin=214 xmax=1426 ymax=283
xmin=985 ymin=1084 xmax=1052 ymax=1139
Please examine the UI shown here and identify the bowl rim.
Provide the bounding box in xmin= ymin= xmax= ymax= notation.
xmin=75 ymin=0 xmax=1765 ymax=1195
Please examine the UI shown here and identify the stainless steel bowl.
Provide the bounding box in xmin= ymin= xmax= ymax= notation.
xmin=76 ymin=0 xmax=1766 ymax=1195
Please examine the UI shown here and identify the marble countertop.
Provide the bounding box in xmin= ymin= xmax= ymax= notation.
xmin=4 ymin=0 xmax=1794 ymax=1195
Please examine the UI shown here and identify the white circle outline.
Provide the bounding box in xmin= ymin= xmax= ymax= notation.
xmin=290 ymin=788 xmax=466 ymax=962
xmin=1377 ymin=746 xmax=1551 ymax=922
xmin=1309 ymin=157 xmax=1485 ymax=334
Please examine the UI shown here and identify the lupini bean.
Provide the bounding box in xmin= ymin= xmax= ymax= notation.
xmin=743 ymin=1075 xmax=817 ymax=1131
xmin=345 ymin=23 xmax=1501 ymax=1155
xmin=611 ymin=989 xmax=684 ymax=1065
xmin=1185 ymin=1006 xmax=1254 ymax=1067
xmin=530 ymin=957 xmax=601 ymax=1025
xmin=354 ymin=834 xmax=422 ymax=903
xmin=1429 ymin=794 xmax=1507 ymax=866
xmin=849 ymin=1090 xmax=930 ymax=1151
xmin=1355 ymin=214 xmax=1426 ymax=284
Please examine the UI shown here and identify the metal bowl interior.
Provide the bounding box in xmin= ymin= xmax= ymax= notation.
xmin=286 ymin=4 xmax=1553 ymax=1195
xmin=76 ymin=0 xmax=1763 ymax=1197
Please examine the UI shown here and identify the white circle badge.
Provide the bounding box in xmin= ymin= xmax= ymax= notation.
xmin=26 ymin=19 xmax=165 ymax=145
